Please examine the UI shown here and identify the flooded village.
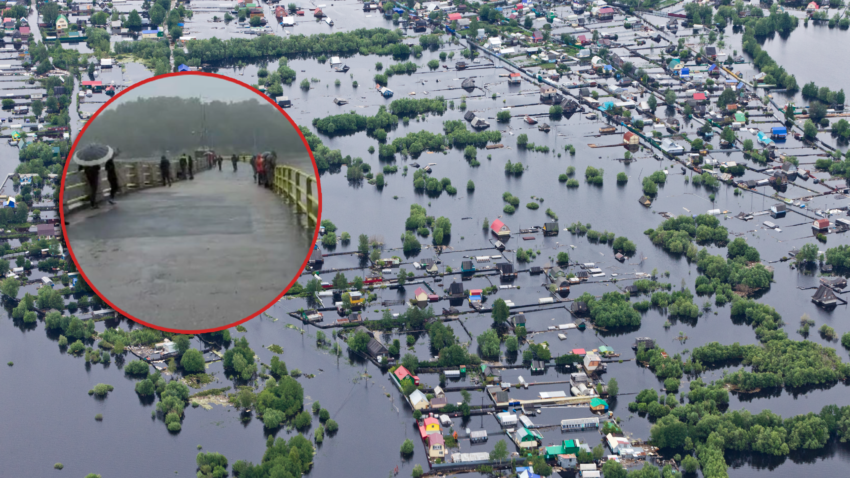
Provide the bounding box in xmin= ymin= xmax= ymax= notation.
xmin=3 ymin=0 xmax=850 ymax=477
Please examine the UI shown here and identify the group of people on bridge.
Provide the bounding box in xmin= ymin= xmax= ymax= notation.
xmin=71 ymin=145 xmax=281 ymax=213
xmin=249 ymin=152 xmax=278 ymax=189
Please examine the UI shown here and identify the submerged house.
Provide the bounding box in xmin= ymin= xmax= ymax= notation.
xmin=490 ymin=219 xmax=511 ymax=238
xmin=543 ymin=222 xmax=559 ymax=236
xmin=496 ymin=262 xmax=517 ymax=280
xmin=812 ymin=285 xmax=838 ymax=307
xmin=514 ymin=427 xmax=543 ymax=448
xmin=448 ymin=281 xmax=465 ymax=299
xmin=394 ymin=365 xmax=420 ymax=387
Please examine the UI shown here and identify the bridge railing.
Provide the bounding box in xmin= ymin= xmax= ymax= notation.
xmin=273 ymin=165 xmax=318 ymax=229
xmin=62 ymin=156 xmax=212 ymax=212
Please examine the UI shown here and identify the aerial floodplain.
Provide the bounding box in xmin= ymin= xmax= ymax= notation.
xmin=1 ymin=0 xmax=850 ymax=478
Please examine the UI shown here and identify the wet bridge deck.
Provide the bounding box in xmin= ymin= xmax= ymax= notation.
xmin=65 ymin=165 xmax=313 ymax=330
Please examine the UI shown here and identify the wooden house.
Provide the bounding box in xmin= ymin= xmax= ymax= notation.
xmin=461 ymin=260 xmax=475 ymax=273
xmin=812 ymin=285 xmax=838 ymax=307
xmin=543 ymin=221 xmax=559 ymax=236
xmin=414 ymin=287 xmax=428 ymax=303
xmin=448 ymin=282 xmax=465 ymax=299
xmin=394 ymin=365 xmax=420 ymax=387
xmin=496 ymin=262 xmax=517 ymax=280
xmin=623 ymin=131 xmax=639 ymax=146
xmin=511 ymin=312 xmax=526 ymax=327
xmin=813 ymin=218 xmax=830 ymax=232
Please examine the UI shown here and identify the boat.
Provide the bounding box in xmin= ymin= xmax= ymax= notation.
xmin=323 ymin=17 xmax=333 ymax=26
xmin=538 ymin=123 xmax=551 ymax=132
xmin=337 ymin=64 xmax=350 ymax=73
xmin=456 ymin=61 xmax=466 ymax=70
xmin=599 ymin=126 xmax=616 ymax=134
xmin=524 ymin=115 xmax=538 ymax=125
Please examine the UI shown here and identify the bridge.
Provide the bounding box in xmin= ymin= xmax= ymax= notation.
xmin=62 ymin=156 xmax=318 ymax=331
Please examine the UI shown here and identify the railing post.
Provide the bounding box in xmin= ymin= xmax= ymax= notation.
xmin=306 ymin=177 xmax=315 ymax=228
xmin=295 ymin=170 xmax=303 ymax=213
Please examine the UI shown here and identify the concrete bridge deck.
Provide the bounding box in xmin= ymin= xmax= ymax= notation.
xmin=65 ymin=165 xmax=313 ymax=331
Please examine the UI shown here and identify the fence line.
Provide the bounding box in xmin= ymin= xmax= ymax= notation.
xmin=63 ymin=156 xmax=319 ymax=230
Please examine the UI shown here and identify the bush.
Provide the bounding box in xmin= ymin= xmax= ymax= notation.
xmin=401 ymin=438 xmax=415 ymax=456
xmin=497 ymin=110 xmax=511 ymax=123
xmin=617 ymin=172 xmax=628 ymax=183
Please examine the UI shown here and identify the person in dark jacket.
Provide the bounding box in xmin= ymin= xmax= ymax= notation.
xmin=187 ymin=154 xmax=194 ymax=180
xmin=217 ymin=155 xmax=223 ymax=171
xmin=160 ymin=156 xmax=172 ymax=187
xmin=105 ymin=158 xmax=119 ymax=205
xmin=231 ymin=154 xmax=238 ymax=172
xmin=179 ymin=155 xmax=188 ymax=180
xmin=80 ymin=165 xmax=101 ymax=208
xmin=263 ymin=152 xmax=277 ymax=189
xmin=250 ymin=154 xmax=257 ymax=182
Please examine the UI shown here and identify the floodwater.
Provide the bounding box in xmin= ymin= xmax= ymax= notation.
xmin=2 ymin=2 xmax=850 ymax=477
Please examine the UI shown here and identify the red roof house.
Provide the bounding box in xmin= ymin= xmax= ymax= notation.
xmin=490 ymin=219 xmax=510 ymax=237
xmin=81 ymin=81 xmax=102 ymax=87
xmin=448 ymin=12 xmax=462 ymax=21
xmin=572 ymin=348 xmax=586 ymax=356
xmin=813 ymin=218 xmax=829 ymax=231
xmin=693 ymin=92 xmax=706 ymax=101
xmin=394 ymin=365 xmax=420 ymax=386
xmin=19 ymin=26 xmax=30 ymax=36
xmin=624 ymin=131 xmax=639 ymax=145
xmin=414 ymin=287 xmax=428 ymax=302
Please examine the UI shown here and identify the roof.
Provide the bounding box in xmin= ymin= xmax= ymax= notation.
xmin=177 ymin=64 xmax=190 ymax=72
xmin=394 ymin=366 xmax=415 ymax=382
xmin=624 ymin=131 xmax=636 ymax=141
xmin=423 ymin=417 xmax=440 ymax=428
xmin=572 ymin=348 xmax=586 ymax=355
xmin=81 ymin=81 xmax=102 ymax=86
xmin=509 ymin=72 xmax=521 ymax=77
xmin=590 ymin=398 xmax=608 ymax=408
xmin=37 ymin=224 xmax=55 ymax=235
xmin=693 ymin=92 xmax=706 ymax=100
xmin=414 ymin=287 xmax=427 ymax=297
xmin=448 ymin=12 xmax=462 ymax=20
xmin=409 ymin=389 xmax=428 ymax=404
xmin=491 ymin=218 xmax=506 ymax=233
xmin=141 ymin=29 xmax=158 ymax=34
xmin=367 ymin=338 xmax=388 ymax=357
xmin=814 ymin=218 xmax=830 ymax=228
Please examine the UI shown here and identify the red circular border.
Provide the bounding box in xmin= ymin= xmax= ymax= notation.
xmin=59 ymin=71 xmax=322 ymax=334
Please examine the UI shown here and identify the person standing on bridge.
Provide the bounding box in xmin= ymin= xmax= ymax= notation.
xmin=217 ymin=154 xmax=223 ymax=171
xmin=160 ymin=155 xmax=173 ymax=187
xmin=72 ymin=143 xmax=114 ymax=209
xmin=256 ymin=153 xmax=265 ymax=186
xmin=104 ymin=157 xmax=120 ymax=205
xmin=262 ymin=152 xmax=277 ymax=189
xmin=178 ymin=154 xmax=187 ymax=180
xmin=231 ymin=154 xmax=238 ymax=172
xmin=250 ymin=154 xmax=257 ymax=182
xmin=187 ymin=153 xmax=194 ymax=180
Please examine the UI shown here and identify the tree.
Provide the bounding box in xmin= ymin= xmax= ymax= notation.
xmin=664 ymin=89 xmax=677 ymax=105
xmin=602 ymin=460 xmax=628 ymax=478
xmin=31 ymin=99 xmax=44 ymax=118
xmin=150 ymin=4 xmax=166 ymax=26
xmin=236 ymin=388 xmax=255 ymax=410
xmin=491 ymin=298 xmax=509 ymax=326
xmin=180 ymin=349 xmax=205 ymax=373
xmin=490 ymin=440 xmax=508 ymax=461
xmin=506 ymin=336 xmax=518 ymax=353
xmin=497 ymin=110 xmax=511 ymax=123
xmin=400 ymin=438 xmax=415 ymax=456
xmin=477 ymin=329 xmax=500 ymax=359
xmin=607 ymin=377 xmax=619 ymax=396
xmin=804 ymin=120 xmax=818 ymax=140
xmin=682 ymin=454 xmax=699 ymax=473
xmin=809 ymin=101 xmax=828 ymax=124
xmin=1 ymin=278 xmax=19 ymax=299
xmin=647 ymin=95 xmax=658 ymax=111
xmin=412 ymin=464 xmax=424 ymax=478
xmin=174 ymin=335 xmax=191 ymax=354
xmin=43 ymin=2 xmax=61 ymax=25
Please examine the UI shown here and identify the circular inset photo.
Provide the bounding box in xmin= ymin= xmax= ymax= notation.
xmin=60 ymin=73 xmax=321 ymax=333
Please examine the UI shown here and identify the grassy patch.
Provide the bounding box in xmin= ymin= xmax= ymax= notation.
xmin=268 ymin=344 xmax=284 ymax=354
xmin=183 ymin=373 xmax=215 ymax=389
xmin=189 ymin=387 xmax=231 ymax=399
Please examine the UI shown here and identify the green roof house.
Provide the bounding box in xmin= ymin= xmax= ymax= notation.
xmin=590 ymin=398 xmax=609 ymax=412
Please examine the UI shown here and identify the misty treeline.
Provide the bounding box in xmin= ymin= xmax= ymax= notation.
xmin=81 ymin=97 xmax=312 ymax=170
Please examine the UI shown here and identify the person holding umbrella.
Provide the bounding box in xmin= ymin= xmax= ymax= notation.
xmin=73 ymin=143 xmax=113 ymax=209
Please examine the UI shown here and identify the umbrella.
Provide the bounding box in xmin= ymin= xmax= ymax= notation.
xmin=73 ymin=143 xmax=113 ymax=167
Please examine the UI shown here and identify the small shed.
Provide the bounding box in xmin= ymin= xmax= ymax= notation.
xmin=623 ymin=131 xmax=639 ymax=145
xmin=813 ymin=218 xmax=829 ymax=231
xmin=409 ymin=389 xmax=429 ymax=410
xmin=812 ymin=284 xmax=838 ymax=307
xmin=543 ymin=222 xmax=559 ymax=236
xmin=414 ymin=287 xmax=429 ymax=302
xmin=590 ymin=398 xmax=609 ymax=412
